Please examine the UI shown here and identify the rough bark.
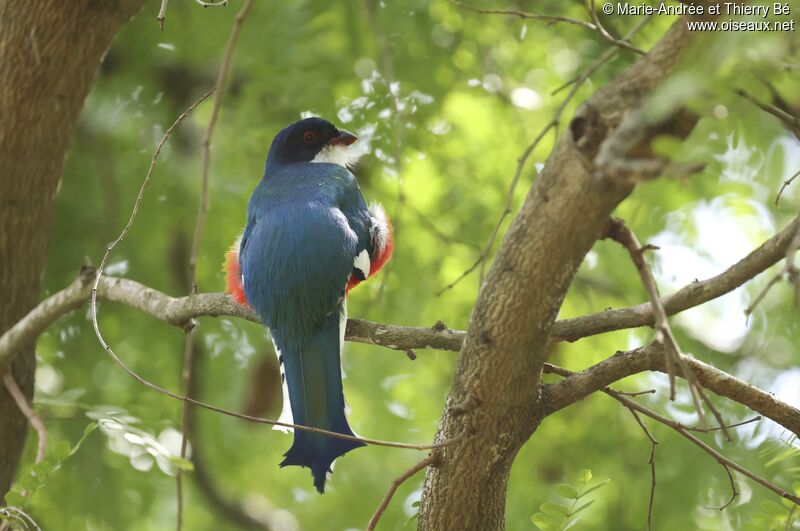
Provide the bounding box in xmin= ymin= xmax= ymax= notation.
xmin=0 ymin=0 xmax=144 ymax=499
xmin=417 ymin=18 xmax=711 ymax=531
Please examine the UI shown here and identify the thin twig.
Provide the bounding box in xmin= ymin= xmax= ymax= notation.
xmin=588 ymin=0 xmax=646 ymax=55
xmin=776 ymin=168 xmax=800 ymax=206
xmin=552 ymin=15 xmax=652 ymax=96
xmin=176 ymin=327 xmax=196 ymax=531
xmin=607 ymin=218 xmax=733 ymax=442
xmin=451 ymin=0 xmax=596 ymax=29
xmin=624 ymin=406 xmax=657 ymax=531
xmin=90 ymin=302 xmax=458 ymax=450
xmin=787 ymin=504 xmax=798 ymax=531
xmin=609 ymin=388 xmax=793 ymax=505
xmin=2 ymin=371 xmax=46 ymax=464
xmin=189 ymin=0 xmax=254 ymax=287
xmin=180 ymin=3 xmax=254 ymax=527
xmin=616 ymin=388 xmax=656 ymax=397
xmin=745 ymin=223 xmax=800 ymax=316
xmin=78 ymin=86 xmax=212 ymax=529
xmin=452 ymin=0 xmax=644 ymax=54
xmin=367 ymin=453 xmax=439 ymax=531
xmin=439 ymin=14 xmax=651 ymax=294
xmin=736 ymin=88 xmax=800 ymax=131
xmin=686 ymin=416 xmax=761 ymax=434
xmin=704 ymin=462 xmax=738 ymax=511
xmin=157 ymin=0 xmax=168 ymax=30
xmin=546 ymin=364 xmax=797 ymax=506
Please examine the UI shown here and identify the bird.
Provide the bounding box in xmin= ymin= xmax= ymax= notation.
xmin=224 ymin=117 xmax=393 ymax=493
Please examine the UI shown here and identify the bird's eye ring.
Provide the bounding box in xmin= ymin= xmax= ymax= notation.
xmin=303 ymin=131 xmax=317 ymax=144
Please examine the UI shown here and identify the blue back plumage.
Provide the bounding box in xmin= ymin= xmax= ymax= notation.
xmin=239 ymin=118 xmax=372 ymax=492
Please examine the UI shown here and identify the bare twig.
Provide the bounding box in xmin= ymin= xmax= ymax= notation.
xmin=736 ymin=88 xmax=800 ymax=131
xmin=686 ymin=416 xmax=761 ymax=434
xmin=624 ymin=406 xmax=657 ymax=530
xmin=553 ymin=15 xmax=653 ymax=96
xmin=2 ymin=371 xmax=46 ymax=464
xmin=70 ymin=85 xmax=212 ymax=530
xmin=776 ymin=168 xmax=800 ymax=206
xmin=189 ymin=0 xmax=254 ymax=286
xmin=176 ymin=327 xmax=196 ymax=531
xmin=452 ymin=0 xmax=645 ymax=54
xmin=439 ymin=14 xmax=652 ymax=294
xmin=705 ymin=462 xmax=738 ymax=511
xmin=180 ymin=2 xmax=254 ymax=527
xmin=606 ymin=218 xmax=732 ymax=441
xmin=367 ymin=453 xmax=439 ymax=531
xmin=157 ymin=0 xmax=168 ymax=30
xmin=588 ymin=0 xmax=646 ymax=55
xmin=451 ymin=0 xmax=596 ymax=29
xmin=745 ymin=223 xmax=800 ymax=316
xmin=545 ymin=363 xmax=798 ymax=507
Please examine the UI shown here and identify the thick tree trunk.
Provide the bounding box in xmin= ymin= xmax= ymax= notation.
xmin=0 ymin=0 xmax=144 ymax=499
xmin=418 ymin=19 xmax=708 ymax=531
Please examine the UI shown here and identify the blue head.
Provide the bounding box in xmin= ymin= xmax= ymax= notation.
xmin=265 ymin=117 xmax=357 ymax=168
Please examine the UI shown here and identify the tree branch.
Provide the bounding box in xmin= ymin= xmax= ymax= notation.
xmin=554 ymin=214 xmax=800 ymax=342
xmin=540 ymin=343 xmax=800 ymax=437
xmin=544 ymin=363 xmax=800 ymax=507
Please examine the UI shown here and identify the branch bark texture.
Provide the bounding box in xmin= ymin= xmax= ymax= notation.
xmin=0 ymin=0 xmax=144 ymax=499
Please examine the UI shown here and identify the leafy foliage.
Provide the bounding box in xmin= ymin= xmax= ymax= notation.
xmin=530 ymin=469 xmax=610 ymax=531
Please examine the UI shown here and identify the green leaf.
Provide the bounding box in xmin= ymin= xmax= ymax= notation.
xmin=19 ymin=474 xmax=40 ymax=492
xmin=54 ymin=441 xmax=71 ymax=460
xmin=83 ymin=421 xmax=98 ymax=437
xmin=32 ymin=460 xmax=53 ymax=477
xmin=577 ymin=469 xmax=592 ymax=484
xmin=555 ymin=484 xmax=579 ymax=499
xmin=580 ymin=479 xmax=610 ymax=498
xmin=411 ymin=501 xmax=420 ymax=508
xmin=569 ymin=499 xmax=596 ymax=517
xmin=540 ymin=502 xmax=569 ymax=517
xmin=4 ymin=491 xmax=26 ymax=507
xmin=531 ymin=512 xmax=559 ymax=530
xmin=169 ymin=456 xmax=194 ymax=472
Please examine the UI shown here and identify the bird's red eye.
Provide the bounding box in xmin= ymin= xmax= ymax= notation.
xmin=303 ymin=131 xmax=317 ymax=144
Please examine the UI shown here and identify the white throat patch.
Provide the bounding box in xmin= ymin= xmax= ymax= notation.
xmin=311 ymin=144 xmax=361 ymax=169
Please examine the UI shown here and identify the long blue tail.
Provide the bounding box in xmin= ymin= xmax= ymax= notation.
xmin=276 ymin=306 xmax=364 ymax=493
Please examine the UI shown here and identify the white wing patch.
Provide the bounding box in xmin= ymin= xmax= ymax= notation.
xmin=311 ymin=144 xmax=362 ymax=169
xmin=271 ymin=339 xmax=294 ymax=433
xmin=368 ymin=202 xmax=390 ymax=256
xmin=354 ymin=249 xmax=370 ymax=280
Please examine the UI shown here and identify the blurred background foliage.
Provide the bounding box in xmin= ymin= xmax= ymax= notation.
xmin=8 ymin=0 xmax=800 ymax=529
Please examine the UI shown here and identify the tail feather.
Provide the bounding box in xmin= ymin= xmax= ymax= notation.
xmin=276 ymin=303 xmax=364 ymax=493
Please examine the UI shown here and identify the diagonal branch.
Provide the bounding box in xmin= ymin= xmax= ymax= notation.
xmin=540 ymin=343 xmax=800 ymax=437
xmin=554 ymin=214 xmax=800 ymax=342
xmin=606 ymin=217 xmax=731 ymax=441
xmin=544 ymin=363 xmax=799 ymax=507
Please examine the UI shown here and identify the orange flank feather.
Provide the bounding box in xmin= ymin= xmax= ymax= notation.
xmin=224 ymin=235 xmax=248 ymax=306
